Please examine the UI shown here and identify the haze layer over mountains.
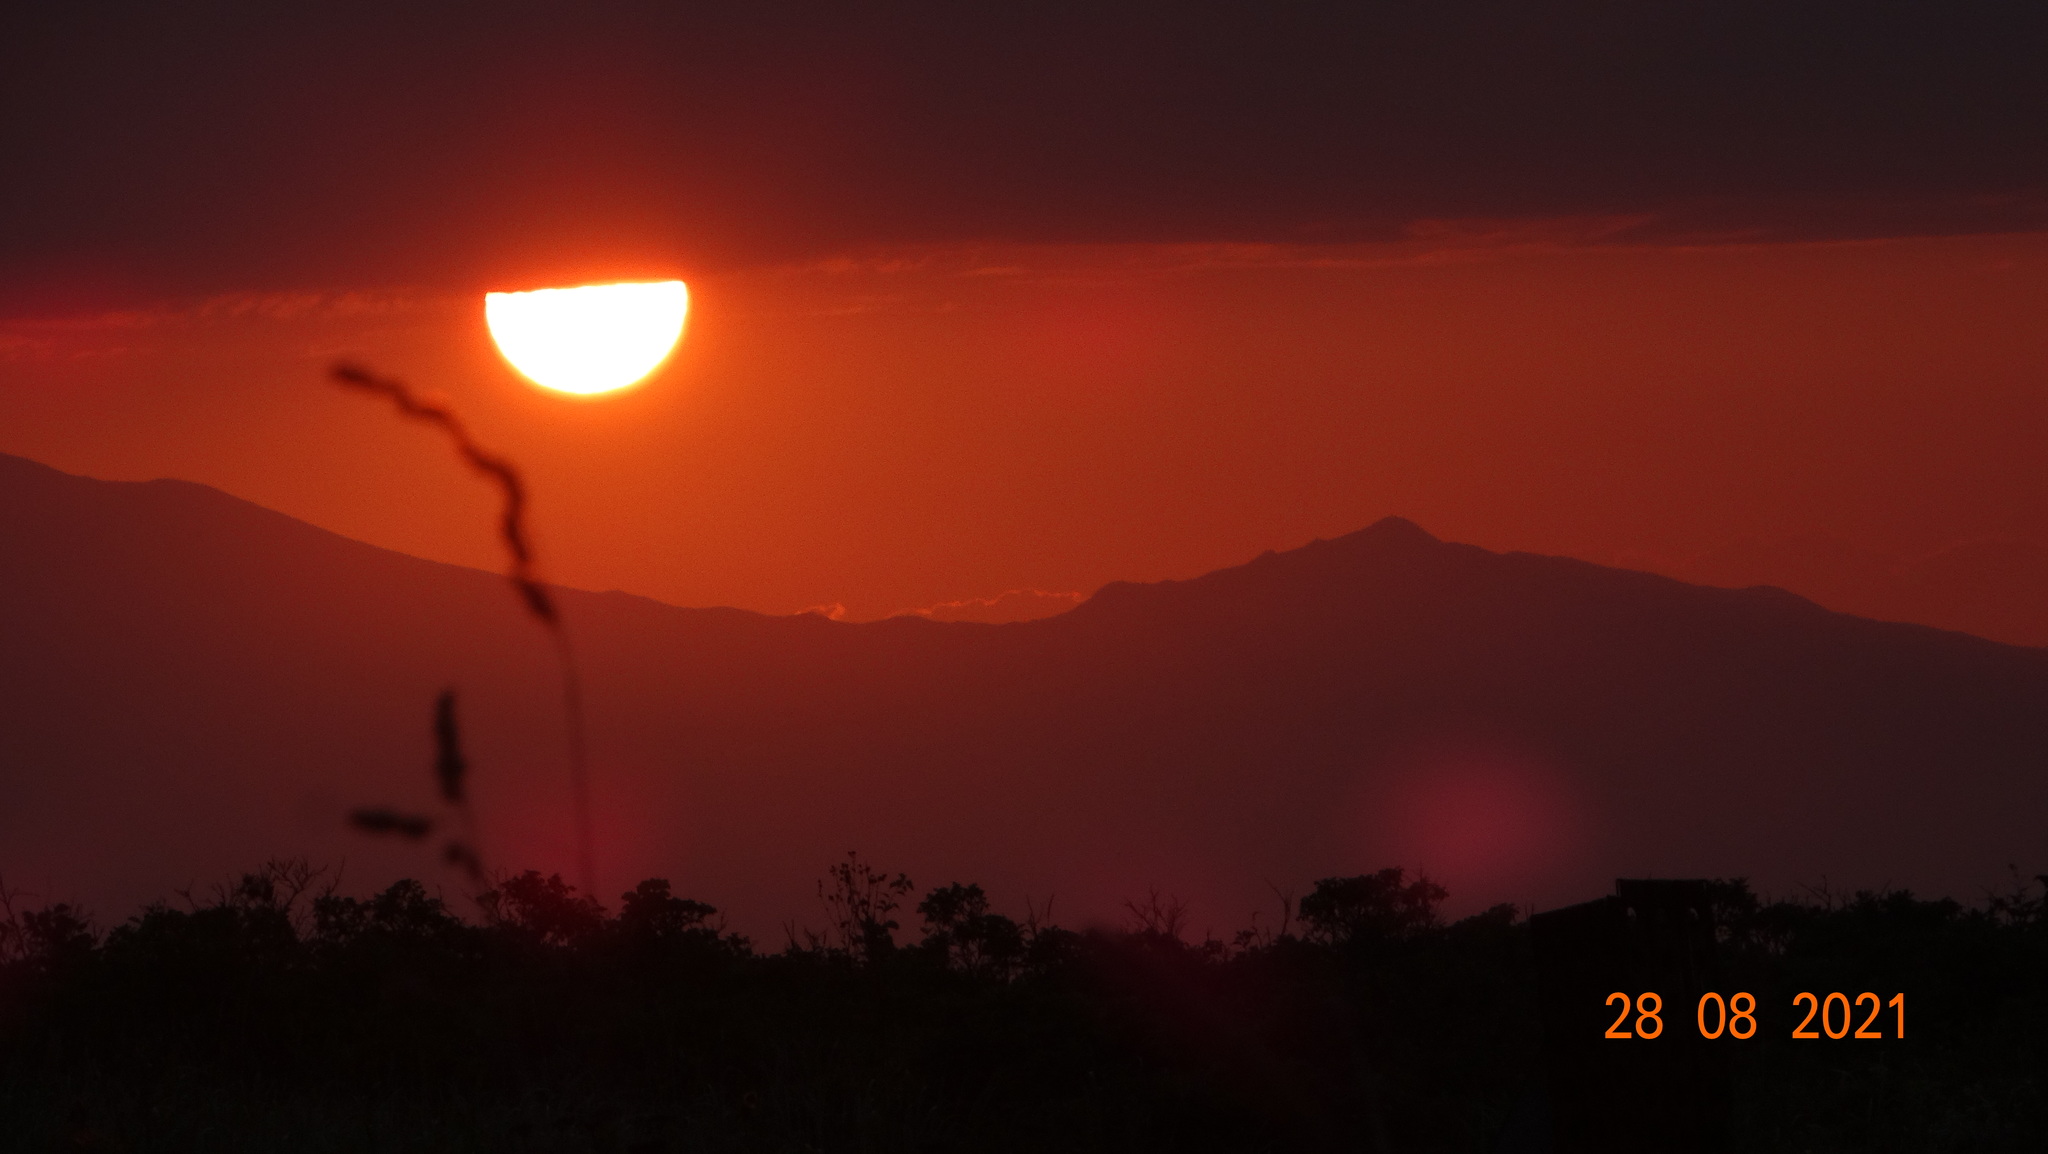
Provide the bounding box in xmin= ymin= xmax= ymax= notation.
xmin=2 ymin=452 xmax=2043 ymax=936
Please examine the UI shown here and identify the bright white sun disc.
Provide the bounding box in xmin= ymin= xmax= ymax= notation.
xmin=485 ymin=280 xmax=689 ymax=395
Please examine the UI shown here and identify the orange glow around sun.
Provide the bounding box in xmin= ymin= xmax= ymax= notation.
xmin=484 ymin=280 xmax=689 ymax=396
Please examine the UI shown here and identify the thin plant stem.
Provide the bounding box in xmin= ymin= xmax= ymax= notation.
xmin=331 ymin=362 xmax=596 ymax=897
xmin=549 ymin=624 xmax=597 ymax=898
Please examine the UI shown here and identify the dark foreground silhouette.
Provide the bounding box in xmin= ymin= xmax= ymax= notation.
xmin=2 ymin=860 xmax=2042 ymax=1152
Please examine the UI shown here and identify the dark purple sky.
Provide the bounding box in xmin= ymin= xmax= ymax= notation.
xmin=7 ymin=1 xmax=2047 ymax=309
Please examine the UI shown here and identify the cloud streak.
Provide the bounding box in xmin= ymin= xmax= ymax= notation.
xmin=895 ymin=589 xmax=1087 ymax=625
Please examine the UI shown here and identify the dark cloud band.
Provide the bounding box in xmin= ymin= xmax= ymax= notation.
xmin=6 ymin=1 xmax=2045 ymax=307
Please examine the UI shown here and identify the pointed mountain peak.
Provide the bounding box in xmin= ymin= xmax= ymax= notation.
xmin=1245 ymin=517 xmax=1442 ymax=568
xmin=1274 ymin=517 xmax=1443 ymax=564
xmin=1349 ymin=516 xmax=1439 ymax=546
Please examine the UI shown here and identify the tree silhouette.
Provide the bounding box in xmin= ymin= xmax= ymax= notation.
xmin=1299 ymin=868 xmax=1447 ymax=948
xmin=916 ymin=882 xmax=1024 ymax=978
xmin=812 ymin=851 xmax=914 ymax=963
xmin=476 ymin=870 xmax=606 ymax=947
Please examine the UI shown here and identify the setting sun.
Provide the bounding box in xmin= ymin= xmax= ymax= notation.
xmin=484 ymin=280 xmax=689 ymax=396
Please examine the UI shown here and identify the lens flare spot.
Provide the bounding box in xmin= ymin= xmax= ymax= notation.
xmin=1382 ymin=741 xmax=1585 ymax=899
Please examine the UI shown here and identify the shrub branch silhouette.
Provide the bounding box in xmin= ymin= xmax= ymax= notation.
xmin=916 ymin=882 xmax=1024 ymax=979
xmin=798 ymin=851 xmax=915 ymax=963
xmin=330 ymin=362 xmax=595 ymax=894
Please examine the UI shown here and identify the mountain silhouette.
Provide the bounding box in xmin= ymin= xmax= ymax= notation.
xmin=3 ymin=451 xmax=2044 ymax=935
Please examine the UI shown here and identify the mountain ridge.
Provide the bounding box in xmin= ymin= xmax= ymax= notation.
xmin=2 ymin=451 xmax=2044 ymax=937
xmin=1 ymin=450 xmax=2014 ymax=647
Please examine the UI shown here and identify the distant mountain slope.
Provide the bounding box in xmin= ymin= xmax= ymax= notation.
xmin=1675 ymin=531 xmax=2048 ymax=648
xmin=2 ymin=452 xmax=2044 ymax=935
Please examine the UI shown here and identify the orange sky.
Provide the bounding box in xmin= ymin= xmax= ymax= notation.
xmin=4 ymin=230 xmax=2046 ymax=640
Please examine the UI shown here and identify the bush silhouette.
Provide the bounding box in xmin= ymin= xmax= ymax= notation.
xmin=476 ymin=869 xmax=606 ymax=947
xmin=806 ymin=850 xmax=914 ymax=963
xmin=917 ymin=882 xmax=1025 ymax=979
xmin=1298 ymin=867 xmax=1448 ymax=948
xmin=2 ymin=861 xmax=2044 ymax=1151
xmin=312 ymin=878 xmax=465 ymax=948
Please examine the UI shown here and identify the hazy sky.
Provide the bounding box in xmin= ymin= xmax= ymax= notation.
xmin=5 ymin=3 xmax=2046 ymax=634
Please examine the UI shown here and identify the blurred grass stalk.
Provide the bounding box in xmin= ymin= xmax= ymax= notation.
xmin=330 ymin=362 xmax=596 ymax=896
